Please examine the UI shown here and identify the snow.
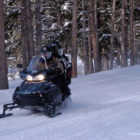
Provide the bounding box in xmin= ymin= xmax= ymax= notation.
xmin=1 ymin=65 xmax=140 ymax=140
xmin=64 ymin=21 xmax=70 ymax=27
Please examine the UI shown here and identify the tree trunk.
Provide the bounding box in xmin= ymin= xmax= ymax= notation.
xmin=88 ymin=0 xmax=100 ymax=72
xmin=21 ymin=0 xmax=28 ymax=68
xmin=101 ymin=49 xmax=109 ymax=71
xmin=88 ymin=14 xmax=94 ymax=73
xmin=82 ymin=0 xmax=89 ymax=75
xmin=56 ymin=0 xmax=62 ymax=27
xmin=121 ymin=0 xmax=128 ymax=67
xmin=25 ymin=0 xmax=35 ymax=62
xmin=35 ymin=0 xmax=42 ymax=55
xmin=72 ymin=0 xmax=77 ymax=77
xmin=130 ymin=0 xmax=135 ymax=65
xmin=100 ymin=0 xmax=109 ymax=71
xmin=0 ymin=0 xmax=8 ymax=89
xmin=110 ymin=0 xmax=116 ymax=69
xmin=117 ymin=47 xmax=121 ymax=66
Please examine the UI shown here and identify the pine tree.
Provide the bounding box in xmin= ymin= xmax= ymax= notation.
xmin=88 ymin=0 xmax=100 ymax=72
xmin=110 ymin=0 xmax=116 ymax=69
xmin=82 ymin=0 xmax=89 ymax=74
xmin=35 ymin=0 xmax=42 ymax=55
xmin=21 ymin=0 xmax=28 ymax=68
xmin=88 ymin=16 xmax=94 ymax=73
xmin=21 ymin=0 xmax=35 ymax=65
xmin=0 ymin=0 xmax=8 ymax=89
xmin=130 ymin=0 xmax=135 ymax=65
xmin=121 ymin=0 xmax=128 ymax=67
xmin=72 ymin=0 xmax=77 ymax=77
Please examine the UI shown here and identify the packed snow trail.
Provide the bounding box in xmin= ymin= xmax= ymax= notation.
xmin=1 ymin=66 xmax=140 ymax=140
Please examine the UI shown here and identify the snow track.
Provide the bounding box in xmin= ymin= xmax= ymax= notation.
xmin=1 ymin=66 xmax=140 ymax=140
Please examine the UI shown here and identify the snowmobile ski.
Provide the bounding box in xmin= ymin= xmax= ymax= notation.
xmin=0 ymin=103 xmax=19 ymax=118
xmin=0 ymin=113 xmax=13 ymax=118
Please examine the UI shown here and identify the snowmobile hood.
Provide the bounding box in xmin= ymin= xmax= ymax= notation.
xmin=17 ymin=81 xmax=52 ymax=95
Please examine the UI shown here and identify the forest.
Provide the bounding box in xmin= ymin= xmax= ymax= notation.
xmin=0 ymin=0 xmax=140 ymax=89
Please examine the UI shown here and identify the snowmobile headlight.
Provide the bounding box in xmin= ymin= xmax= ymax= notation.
xmin=26 ymin=75 xmax=33 ymax=81
xmin=34 ymin=74 xmax=45 ymax=81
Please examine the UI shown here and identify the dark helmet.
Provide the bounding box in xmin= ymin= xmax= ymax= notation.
xmin=40 ymin=45 xmax=52 ymax=59
xmin=50 ymin=41 xmax=63 ymax=56
xmin=41 ymin=45 xmax=50 ymax=53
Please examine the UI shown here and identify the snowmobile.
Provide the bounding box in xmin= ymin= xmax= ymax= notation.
xmin=0 ymin=56 xmax=69 ymax=118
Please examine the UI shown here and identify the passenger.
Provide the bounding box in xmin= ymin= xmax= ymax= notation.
xmin=50 ymin=41 xmax=72 ymax=85
xmin=41 ymin=44 xmax=71 ymax=101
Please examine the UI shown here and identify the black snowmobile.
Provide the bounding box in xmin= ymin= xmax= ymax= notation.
xmin=0 ymin=56 xmax=69 ymax=118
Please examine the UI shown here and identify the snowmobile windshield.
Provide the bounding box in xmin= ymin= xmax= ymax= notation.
xmin=27 ymin=56 xmax=46 ymax=74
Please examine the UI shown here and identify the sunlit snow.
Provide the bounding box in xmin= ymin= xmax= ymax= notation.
xmin=1 ymin=65 xmax=140 ymax=140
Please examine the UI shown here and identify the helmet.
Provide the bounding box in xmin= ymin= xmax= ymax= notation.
xmin=41 ymin=45 xmax=50 ymax=53
xmin=50 ymin=41 xmax=63 ymax=56
xmin=40 ymin=45 xmax=52 ymax=59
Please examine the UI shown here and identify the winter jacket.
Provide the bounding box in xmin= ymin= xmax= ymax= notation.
xmin=53 ymin=55 xmax=72 ymax=85
xmin=46 ymin=56 xmax=65 ymax=75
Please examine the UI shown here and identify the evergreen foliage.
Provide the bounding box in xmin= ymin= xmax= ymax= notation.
xmin=3 ymin=0 xmax=140 ymax=72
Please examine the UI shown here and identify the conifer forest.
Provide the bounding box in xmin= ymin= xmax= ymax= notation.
xmin=0 ymin=0 xmax=140 ymax=89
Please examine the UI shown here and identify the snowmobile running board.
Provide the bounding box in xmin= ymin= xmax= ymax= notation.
xmin=0 ymin=103 xmax=19 ymax=118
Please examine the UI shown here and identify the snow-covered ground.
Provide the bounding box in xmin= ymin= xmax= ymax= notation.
xmin=1 ymin=65 xmax=140 ymax=140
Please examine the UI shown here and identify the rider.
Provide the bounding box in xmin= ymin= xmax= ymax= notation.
xmin=40 ymin=45 xmax=64 ymax=77
xmin=40 ymin=44 xmax=71 ymax=101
